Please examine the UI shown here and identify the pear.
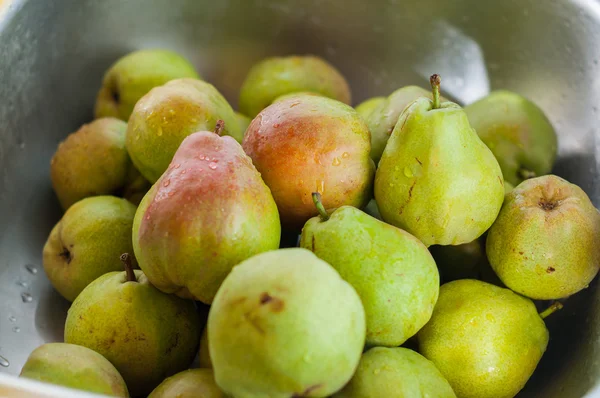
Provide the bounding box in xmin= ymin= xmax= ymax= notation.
xmin=375 ymin=75 xmax=504 ymax=246
xmin=235 ymin=112 xmax=251 ymax=138
xmin=504 ymin=180 xmax=515 ymax=194
xmin=333 ymin=347 xmax=456 ymax=398
xmin=43 ymin=196 xmax=137 ymax=302
xmin=418 ymin=279 xmax=552 ymax=398
xmin=243 ymin=95 xmax=375 ymax=229
xmin=198 ymin=327 xmax=212 ymax=368
xmin=300 ymin=193 xmax=439 ymax=347
xmin=20 ymin=343 xmax=129 ymax=397
xmin=64 ymin=254 xmax=200 ymax=397
xmin=366 ymin=85 xmax=444 ymax=164
xmin=271 ymin=91 xmax=325 ymax=104
xmin=148 ymin=369 xmax=225 ymax=398
xmin=126 ymin=78 xmax=241 ymax=182
xmin=209 ymin=248 xmax=366 ymax=398
xmin=486 ymin=175 xmax=600 ymax=299
xmin=429 ymin=239 xmax=487 ymax=282
xmin=133 ymin=125 xmax=281 ymax=303
xmin=50 ymin=118 xmax=130 ymax=210
xmin=465 ymin=90 xmax=557 ymax=186
xmin=354 ymin=96 xmax=385 ymax=120
xmin=94 ymin=49 xmax=199 ymax=121
xmin=239 ymin=55 xmax=351 ymax=117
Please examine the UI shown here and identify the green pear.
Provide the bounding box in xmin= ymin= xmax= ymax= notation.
xmin=126 ymin=78 xmax=241 ymax=182
xmin=243 ymin=95 xmax=375 ymax=229
xmin=300 ymin=194 xmax=439 ymax=347
xmin=504 ymin=180 xmax=515 ymax=194
xmin=94 ymin=49 xmax=199 ymax=121
xmin=429 ymin=239 xmax=487 ymax=283
xmin=366 ymin=86 xmax=444 ymax=164
xmin=333 ymin=347 xmax=456 ymax=398
xmin=375 ymin=75 xmax=504 ymax=246
xmin=354 ymin=96 xmax=385 ymax=120
xmin=487 ymin=175 xmax=600 ymax=299
xmin=148 ymin=369 xmax=225 ymax=398
xmin=418 ymin=279 xmax=550 ymax=398
xmin=209 ymin=248 xmax=366 ymax=398
xmin=238 ymin=55 xmax=351 ymax=117
xmin=43 ymin=196 xmax=136 ymax=302
xmin=50 ymin=118 xmax=130 ymax=210
xmin=235 ymin=112 xmax=251 ymax=139
xmin=198 ymin=327 xmax=212 ymax=368
xmin=64 ymin=254 xmax=200 ymax=397
xmin=133 ymin=127 xmax=280 ymax=303
xmin=20 ymin=343 xmax=129 ymax=397
xmin=465 ymin=90 xmax=557 ymax=186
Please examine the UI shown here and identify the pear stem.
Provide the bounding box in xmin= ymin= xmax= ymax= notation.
xmin=540 ymin=302 xmax=563 ymax=320
xmin=120 ymin=253 xmax=136 ymax=283
xmin=430 ymin=74 xmax=442 ymax=109
xmin=312 ymin=192 xmax=330 ymax=221
xmin=214 ymin=120 xmax=225 ymax=136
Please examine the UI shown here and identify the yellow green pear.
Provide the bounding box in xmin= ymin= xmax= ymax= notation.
xmin=95 ymin=49 xmax=200 ymax=121
xmin=148 ymin=369 xmax=225 ymax=398
xmin=487 ymin=175 xmax=600 ymax=299
xmin=64 ymin=254 xmax=200 ymax=397
xmin=333 ymin=347 xmax=456 ymax=398
xmin=418 ymin=279 xmax=552 ymax=398
xmin=50 ymin=118 xmax=131 ymax=210
xmin=20 ymin=343 xmax=129 ymax=397
xmin=208 ymin=248 xmax=366 ymax=398
xmin=354 ymin=96 xmax=385 ymax=120
xmin=239 ymin=55 xmax=351 ymax=117
xmin=126 ymin=78 xmax=241 ymax=182
xmin=43 ymin=195 xmax=137 ymax=302
xmin=375 ymin=75 xmax=504 ymax=246
xmin=465 ymin=91 xmax=557 ymax=186
xmin=300 ymin=193 xmax=439 ymax=347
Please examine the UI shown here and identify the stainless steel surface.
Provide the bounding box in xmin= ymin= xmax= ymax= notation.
xmin=1 ymin=0 xmax=600 ymax=396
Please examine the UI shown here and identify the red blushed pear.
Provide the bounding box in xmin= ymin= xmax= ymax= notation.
xmin=243 ymin=95 xmax=375 ymax=229
xmin=132 ymin=121 xmax=281 ymax=304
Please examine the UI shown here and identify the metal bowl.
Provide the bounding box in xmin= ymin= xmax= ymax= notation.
xmin=1 ymin=0 xmax=600 ymax=396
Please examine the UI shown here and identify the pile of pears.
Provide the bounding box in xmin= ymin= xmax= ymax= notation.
xmin=20 ymin=47 xmax=600 ymax=398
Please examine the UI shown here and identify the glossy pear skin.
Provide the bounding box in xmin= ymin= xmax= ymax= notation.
xmin=239 ymin=55 xmax=351 ymax=117
xmin=50 ymin=118 xmax=129 ymax=210
xmin=20 ymin=343 xmax=129 ymax=397
xmin=418 ymin=280 xmax=548 ymax=398
xmin=333 ymin=347 xmax=456 ymax=398
xmin=133 ymin=131 xmax=281 ymax=303
xmin=64 ymin=270 xmax=200 ymax=397
xmin=243 ymin=95 xmax=375 ymax=229
xmin=208 ymin=248 xmax=366 ymax=398
xmin=43 ymin=196 xmax=137 ymax=302
xmin=465 ymin=91 xmax=557 ymax=186
xmin=148 ymin=369 xmax=225 ymax=398
xmin=375 ymin=98 xmax=504 ymax=246
xmin=487 ymin=175 xmax=600 ymax=299
xmin=94 ymin=49 xmax=199 ymax=121
xmin=126 ymin=78 xmax=241 ymax=182
xmin=301 ymin=206 xmax=439 ymax=346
